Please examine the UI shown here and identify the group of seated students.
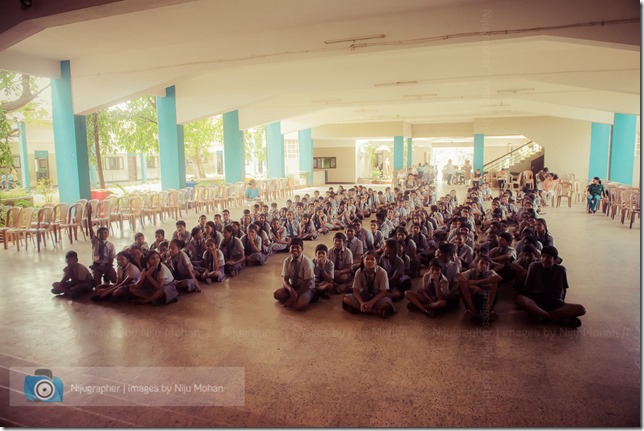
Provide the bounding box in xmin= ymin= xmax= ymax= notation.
xmin=50 ymin=179 xmax=586 ymax=328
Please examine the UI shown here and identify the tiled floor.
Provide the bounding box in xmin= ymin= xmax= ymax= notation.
xmin=0 ymin=184 xmax=640 ymax=427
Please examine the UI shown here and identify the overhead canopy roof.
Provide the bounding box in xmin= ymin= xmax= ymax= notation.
xmin=0 ymin=0 xmax=639 ymax=133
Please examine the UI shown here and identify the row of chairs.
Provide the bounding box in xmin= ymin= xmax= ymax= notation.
xmin=193 ymin=178 xmax=296 ymax=213
xmin=599 ymin=183 xmax=640 ymax=229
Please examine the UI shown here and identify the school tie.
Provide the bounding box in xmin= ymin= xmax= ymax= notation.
xmin=98 ymin=241 xmax=106 ymax=262
xmin=334 ymin=250 xmax=341 ymax=269
xmin=292 ymin=259 xmax=299 ymax=286
xmin=288 ymin=222 xmax=294 ymax=236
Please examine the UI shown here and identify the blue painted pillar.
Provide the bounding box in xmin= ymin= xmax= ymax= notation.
xmin=298 ymin=128 xmax=313 ymax=185
xmin=157 ymin=86 xmax=186 ymax=190
xmin=18 ymin=121 xmax=30 ymax=190
xmin=588 ymin=123 xmax=611 ymax=180
xmin=393 ymin=136 xmax=404 ymax=171
xmin=223 ymin=110 xmax=245 ymax=184
xmin=406 ymin=138 xmax=413 ymax=168
xmin=266 ymin=122 xmax=285 ymax=178
xmin=609 ymin=113 xmax=636 ymax=184
xmin=51 ymin=60 xmax=91 ymax=204
xmin=473 ymin=134 xmax=485 ymax=172
xmin=140 ymin=153 xmax=148 ymax=182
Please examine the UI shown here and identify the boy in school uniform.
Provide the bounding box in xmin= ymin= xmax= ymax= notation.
xmin=352 ymin=220 xmax=375 ymax=252
xmin=222 ymin=209 xmax=233 ymax=228
xmin=131 ymin=232 xmax=150 ymax=253
xmin=183 ymin=227 xmax=207 ymax=272
xmin=515 ymin=246 xmax=586 ymax=327
xmin=312 ymin=244 xmax=335 ymax=298
xmin=457 ymin=255 xmax=502 ymax=325
xmin=51 ymin=251 xmax=94 ymax=298
xmin=405 ymin=258 xmax=450 ymax=317
xmin=273 ymin=238 xmax=316 ymax=311
xmin=378 ymin=239 xmax=409 ymax=301
xmin=150 ymin=229 xmax=166 ymax=252
xmin=284 ymin=210 xmax=301 ymax=239
xmin=342 ymin=250 xmax=395 ymax=318
xmin=346 ymin=226 xmax=364 ymax=272
xmin=328 ymin=232 xmax=354 ymax=292
xmin=172 ymin=220 xmax=191 ymax=244
xmin=86 ymin=204 xmax=117 ymax=287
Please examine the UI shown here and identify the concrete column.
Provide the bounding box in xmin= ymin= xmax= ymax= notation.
xmin=298 ymin=128 xmax=313 ymax=185
xmin=223 ymin=110 xmax=245 ymax=184
xmin=157 ymin=86 xmax=186 ymax=190
xmin=588 ymin=123 xmax=611 ymax=180
xmin=266 ymin=122 xmax=285 ymax=178
xmin=473 ymin=134 xmax=485 ymax=172
xmin=608 ymin=113 xmax=636 ymax=184
xmin=18 ymin=121 xmax=30 ymax=190
xmin=51 ymin=60 xmax=91 ymax=204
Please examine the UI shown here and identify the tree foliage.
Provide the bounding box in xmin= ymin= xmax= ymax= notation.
xmin=0 ymin=72 xmax=50 ymax=171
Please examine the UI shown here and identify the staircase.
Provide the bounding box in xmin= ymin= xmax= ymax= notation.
xmin=484 ymin=141 xmax=543 ymax=174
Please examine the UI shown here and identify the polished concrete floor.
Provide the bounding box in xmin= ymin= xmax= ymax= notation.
xmin=0 ymin=184 xmax=640 ymax=427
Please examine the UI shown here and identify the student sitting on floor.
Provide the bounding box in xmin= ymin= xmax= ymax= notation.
xmin=299 ymin=213 xmax=318 ymax=241
xmin=457 ymin=255 xmax=502 ymax=325
xmin=92 ymin=251 xmax=141 ymax=301
xmin=312 ymin=244 xmax=335 ymax=298
xmin=131 ymin=232 xmax=149 ymax=253
xmin=273 ymin=238 xmax=316 ymax=311
xmin=150 ymin=229 xmax=166 ymax=252
xmin=269 ymin=217 xmax=291 ymax=253
xmin=129 ymin=250 xmax=179 ymax=305
xmin=378 ymin=239 xmax=409 ymax=301
xmin=328 ymin=232 xmax=354 ymax=292
xmin=342 ymin=250 xmax=396 ymax=318
xmin=509 ymin=244 xmax=539 ymax=292
xmin=241 ymin=224 xmax=266 ymax=266
xmin=51 ymin=251 xmax=94 ymax=299
xmin=515 ymin=246 xmax=586 ymax=328
xmin=172 ymin=220 xmax=191 ymax=244
xmin=220 ymin=225 xmax=246 ymax=277
xmin=346 ymin=226 xmax=365 ymax=272
xmin=166 ymin=239 xmax=201 ymax=293
xmin=200 ymin=238 xmax=226 ymax=283
xmin=405 ymin=258 xmax=450 ymax=317
xmin=183 ymin=227 xmax=207 ymax=272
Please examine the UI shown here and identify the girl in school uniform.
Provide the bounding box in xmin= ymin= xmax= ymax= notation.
xmin=200 ymin=238 xmax=226 ymax=283
xmin=92 ymin=251 xmax=141 ymax=301
xmin=299 ymin=213 xmax=318 ymax=240
xmin=313 ymin=208 xmax=329 ymax=236
xmin=270 ymin=217 xmax=291 ymax=253
xmin=220 ymin=225 xmax=246 ymax=276
xmin=342 ymin=251 xmax=395 ymax=318
xmin=241 ymin=224 xmax=266 ymax=266
xmin=129 ymin=250 xmax=179 ymax=305
xmin=205 ymin=221 xmax=224 ymax=248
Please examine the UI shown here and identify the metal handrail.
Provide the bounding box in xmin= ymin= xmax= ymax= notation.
xmin=484 ymin=141 xmax=542 ymax=172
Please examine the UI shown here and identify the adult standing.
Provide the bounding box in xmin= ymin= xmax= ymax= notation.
xmin=443 ymin=159 xmax=455 ymax=185
xmin=586 ymin=176 xmax=605 ymax=214
xmin=462 ymin=160 xmax=472 ymax=185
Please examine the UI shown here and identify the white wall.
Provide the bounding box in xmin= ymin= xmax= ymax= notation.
xmin=474 ymin=116 xmax=592 ymax=181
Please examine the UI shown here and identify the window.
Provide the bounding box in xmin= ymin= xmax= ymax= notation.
xmin=146 ymin=156 xmax=159 ymax=169
xmin=13 ymin=156 xmax=20 ymax=168
xmin=314 ymin=157 xmax=336 ymax=169
xmin=104 ymin=156 xmax=124 ymax=171
xmin=216 ymin=151 xmax=223 ymax=175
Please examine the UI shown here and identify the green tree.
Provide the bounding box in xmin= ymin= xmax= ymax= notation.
xmin=0 ymin=72 xmax=50 ymax=172
xmin=244 ymin=126 xmax=266 ymax=176
xmin=184 ymin=116 xmax=223 ymax=179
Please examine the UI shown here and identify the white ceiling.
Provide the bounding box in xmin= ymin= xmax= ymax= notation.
xmin=0 ymin=0 xmax=639 ymax=135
